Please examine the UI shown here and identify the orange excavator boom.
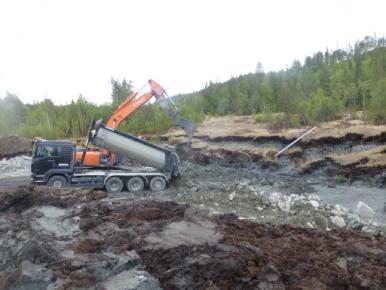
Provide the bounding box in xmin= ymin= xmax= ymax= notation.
xmin=107 ymin=79 xmax=166 ymax=129
xmin=106 ymin=79 xmax=195 ymax=141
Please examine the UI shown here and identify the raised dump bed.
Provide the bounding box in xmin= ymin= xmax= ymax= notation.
xmin=90 ymin=122 xmax=180 ymax=178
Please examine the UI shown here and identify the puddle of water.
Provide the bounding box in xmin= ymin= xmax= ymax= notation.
xmin=314 ymin=185 xmax=386 ymax=224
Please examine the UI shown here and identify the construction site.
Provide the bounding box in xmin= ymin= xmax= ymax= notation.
xmin=0 ymin=109 xmax=386 ymax=289
xmin=2 ymin=0 xmax=386 ymax=287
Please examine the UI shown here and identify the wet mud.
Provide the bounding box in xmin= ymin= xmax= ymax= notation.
xmin=0 ymin=187 xmax=385 ymax=289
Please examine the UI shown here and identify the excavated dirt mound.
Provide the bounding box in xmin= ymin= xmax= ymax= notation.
xmin=0 ymin=136 xmax=32 ymax=158
xmin=0 ymin=185 xmax=106 ymax=213
xmin=136 ymin=215 xmax=386 ymax=290
xmin=72 ymin=195 xmax=386 ymax=289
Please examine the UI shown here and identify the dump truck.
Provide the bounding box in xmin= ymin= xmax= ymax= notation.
xmin=31 ymin=122 xmax=181 ymax=193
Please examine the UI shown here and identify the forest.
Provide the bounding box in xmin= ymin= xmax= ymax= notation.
xmin=0 ymin=36 xmax=385 ymax=139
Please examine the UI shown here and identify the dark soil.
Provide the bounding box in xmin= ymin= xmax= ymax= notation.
xmin=0 ymin=185 xmax=106 ymax=213
xmin=71 ymin=193 xmax=386 ymax=290
xmin=1 ymin=185 xmax=386 ymax=289
xmin=0 ymin=136 xmax=32 ymax=159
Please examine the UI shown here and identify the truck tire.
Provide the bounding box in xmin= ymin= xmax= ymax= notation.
xmin=47 ymin=175 xmax=68 ymax=189
xmin=126 ymin=177 xmax=144 ymax=193
xmin=149 ymin=176 xmax=166 ymax=191
xmin=105 ymin=177 xmax=124 ymax=193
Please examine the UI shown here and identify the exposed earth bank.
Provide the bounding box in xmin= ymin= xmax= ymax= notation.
xmin=164 ymin=116 xmax=386 ymax=186
xmin=0 ymin=136 xmax=32 ymax=159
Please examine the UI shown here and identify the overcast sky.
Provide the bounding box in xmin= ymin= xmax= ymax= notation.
xmin=0 ymin=0 xmax=385 ymax=105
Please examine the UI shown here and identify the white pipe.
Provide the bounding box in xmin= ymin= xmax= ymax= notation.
xmin=275 ymin=126 xmax=317 ymax=157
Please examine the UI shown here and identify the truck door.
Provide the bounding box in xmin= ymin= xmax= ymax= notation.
xmin=32 ymin=144 xmax=59 ymax=175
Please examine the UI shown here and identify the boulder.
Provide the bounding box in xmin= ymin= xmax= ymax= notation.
xmin=355 ymin=201 xmax=375 ymax=221
xmin=330 ymin=216 xmax=346 ymax=228
xmin=268 ymin=192 xmax=291 ymax=213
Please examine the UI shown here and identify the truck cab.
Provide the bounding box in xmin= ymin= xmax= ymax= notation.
xmin=31 ymin=140 xmax=75 ymax=187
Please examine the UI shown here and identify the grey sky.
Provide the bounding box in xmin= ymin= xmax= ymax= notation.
xmin=0 ymin=0 xmax=385 ymax=104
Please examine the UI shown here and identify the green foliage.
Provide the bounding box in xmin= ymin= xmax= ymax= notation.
xmin=296 ymin=90 xmax=344 ymax=125
xmin=188 ymin=36 xmax=386 ymax=127
xmin=255 ymin=112 xmax=302 ymax=129
xmin=0 ymin=36 xmax=385 ymax=139
xmin=111 ymin=78 xmax=133 ymax=106
xmin=0 ymin=93 xmax=25 ymax=135
xmin=368 ymin=79 xmax=386 ymax=124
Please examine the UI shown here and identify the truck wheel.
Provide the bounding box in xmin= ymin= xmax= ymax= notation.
xmin=47 ymin=175 xmax=68 ymax=189
xmin=105 ymin=177 xmax=124 ymax=193
xmin=150 ymin=176 xmax=166 ymax=191
xmin=126 ymin=177 xmax=144 ymax=193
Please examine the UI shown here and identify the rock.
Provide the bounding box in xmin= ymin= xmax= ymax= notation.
xmin=361 ymin=226 xmax=378 ymax=235
xmin=268 ymin=192 xmax=291 ymax=213
xmin=0 ymin=217 xmax=12 ymax=232
xmin=46 ymin=278 xmax=66 ymax=290
xmin=335 ymin=257 xmax=348 ymax=273
xmin=308 ymin=194 xmax=321 ymax=202
xmin=99 ymin=269 xmax=161 ymax=290
xmin=0 ymin=260 xmax=54 ymax=290
xmin=331 ymin=204 xmax=347 ymax=217
xmin=229 ymin=192 xmax=235 ymax=201
xmin=355 ymin=201 xmax=375 ymax=221
xmin=330 ymin=216 xmax=346 ymax=228
xmin=0 ymin=155 xmax=31 ymax=173
xmin=312 ymin=214 xmax=328 ymax=230
xmin=191 ymin=186 xmax=199 ymax=192
xmin=347 ymin=213 xmax=362 ymax=228
xmin=306 ymin=222 xmax=314 ymax=228
xmin=108 ymin=251 xmax=142 ymax=274
xmin=309 ymin=200 xmax=319 ymax=209
xmin=14 ymin=240 xmax=41 ymax=263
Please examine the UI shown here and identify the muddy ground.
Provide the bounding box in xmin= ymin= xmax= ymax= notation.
xmin=0 ymin=186 xmax=386 ymax=290
xmin=164 ymin=116 xmax=386 ymax=186
xmin=0 ymin=116 xmax=385 ymax=289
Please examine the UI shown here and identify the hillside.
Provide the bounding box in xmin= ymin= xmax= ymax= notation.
xmin=0 ymin=36 xmax=385 ymax=139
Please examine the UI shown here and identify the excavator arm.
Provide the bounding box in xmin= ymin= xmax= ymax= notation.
xmin=76 ymin=79 xmax=196 ymax=167
xmin=106 ymin=79 xmax=195 ymax=141
xmin=107 ymin=80 xmax=163 ymax=129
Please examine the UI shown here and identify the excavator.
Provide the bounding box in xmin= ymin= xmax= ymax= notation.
xmin=75 ymin=79 xmax=196 ymax=167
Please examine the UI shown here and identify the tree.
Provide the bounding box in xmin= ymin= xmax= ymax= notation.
xmin=111 ymin=78 xmax=133 ymax=105
xmin=0 ymin=93 xmax=25 ymax=135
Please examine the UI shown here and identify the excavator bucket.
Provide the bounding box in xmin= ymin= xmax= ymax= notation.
xmin=176 ymin=118 xmax=196 ymax=145
xmin=157 ymin=97 xmax=196 ymax=145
